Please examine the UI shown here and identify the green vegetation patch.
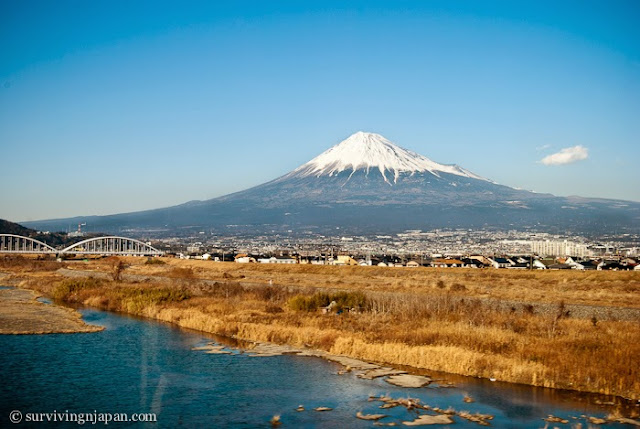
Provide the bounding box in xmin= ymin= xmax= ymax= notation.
xmin=52 ymin=278 xmax=103 ymax=300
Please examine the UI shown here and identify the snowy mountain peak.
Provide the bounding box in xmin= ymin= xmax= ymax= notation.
xmin=289 ymin=131 xmax=488 ymax=184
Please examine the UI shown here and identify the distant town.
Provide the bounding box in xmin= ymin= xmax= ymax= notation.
xmin=146 ymin=228 xmax=640 ymax=270
xmin=4 ymin=218 xmax=637 ymax=270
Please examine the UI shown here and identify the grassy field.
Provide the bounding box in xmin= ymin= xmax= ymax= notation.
xmin=2 ymin=255 xmax=639 ymax=400
xmin=121 ymin=257 xmax=640 ymax=308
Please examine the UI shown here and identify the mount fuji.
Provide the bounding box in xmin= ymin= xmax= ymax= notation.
xmin=24 ymin=132 xmax=640 ymax=236
xmin=287 ymin=131 xmax=488 ymax=184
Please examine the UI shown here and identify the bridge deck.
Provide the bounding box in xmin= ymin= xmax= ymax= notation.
xmin=0 ymin=234 xmax=163 ymax=256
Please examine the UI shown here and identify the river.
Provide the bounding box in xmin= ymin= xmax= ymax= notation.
xmin=0 ymin=301 xmax=634 ymax=428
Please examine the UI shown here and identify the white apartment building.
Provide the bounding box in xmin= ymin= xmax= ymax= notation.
xmin=530 ymin=240 xmax=591 ymax=257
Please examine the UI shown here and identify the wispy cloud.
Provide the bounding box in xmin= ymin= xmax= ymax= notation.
xmin=536 ymin=144 xmax=551 ymax=151
xmin=540 ymin=145 xmax=588 ymax=166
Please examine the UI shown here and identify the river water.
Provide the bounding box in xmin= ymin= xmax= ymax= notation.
xmin=0 ymin=303 xmax=634 ymax=428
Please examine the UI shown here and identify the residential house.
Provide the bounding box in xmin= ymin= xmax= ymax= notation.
xmin=532 ymin=259 xmax=547 ymax=269
xmin=600 ymin=261 xmax=633 ymax=271
xmin=547 ymin=263 xmax=572 ymax=270
xmin=235 ymin=253 xmax=256 ymax=263
xmin=580 ymin=260 xmax=600 ymax=270
xmin=506 ymin=262 xmax=530 ymax=269
xmin=335 ymin=255 xmax=359 ymax=266
xmin=538 ymin=258 xmax=556 ymax=268
xmin=489 ymin=257 xmax=514 ymax=269
xmin=432 ymin=258 xmax=465 ymax=268
xmin=469 ymin=255 xmax=492 ymax=266
xmin=461 ymin=258 xmax=484 ymax=268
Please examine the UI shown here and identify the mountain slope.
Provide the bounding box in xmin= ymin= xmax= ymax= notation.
xmin=0 ymin=219 xmax=82 ymax=247
xmin=0 ymin=219 xmax=36 ymax=236
xmin=22 ymin=132 xmax=640 ymax=236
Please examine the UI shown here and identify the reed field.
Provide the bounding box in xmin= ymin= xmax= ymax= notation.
xmin=123 ymin=257 xmax=640 ymax=308
xmin=2 ymin=255 xmax=639 ymax=400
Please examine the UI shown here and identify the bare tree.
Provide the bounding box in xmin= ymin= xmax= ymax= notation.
xmin=108 ymin=257 xmax=125 ymax=282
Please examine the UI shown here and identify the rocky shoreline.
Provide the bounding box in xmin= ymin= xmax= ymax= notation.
xmin=190 ymin=339 xmax=640 ymax=427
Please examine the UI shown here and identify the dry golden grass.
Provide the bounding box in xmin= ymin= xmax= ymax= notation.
xmin=118 ymin=258 xmax=640 ymax=309
xmin=2 ymin=255 xmax=639 ymax=399
xmin=0 ymin=254 xmax=62 ymax=272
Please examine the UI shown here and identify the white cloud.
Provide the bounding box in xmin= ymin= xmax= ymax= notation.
xmin=535 ymin=144 xmax=551 ymax=151
xmin=540 ymin=145 xmax=588 ymax=166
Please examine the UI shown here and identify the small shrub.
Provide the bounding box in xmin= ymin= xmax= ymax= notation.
xmin=548 ymin=301 xmax=571 ymax=338
xmin=265 ymin=304 xmax=284 ymax=314
xmin=222 ymin=272 xmax=245 ymax=280
xmin=52 ymin=278 xmax=102 ymax=301
xmin=145 ymin=258 xmax=166 ymax=265
xmin=288 ymin=291 xmax=368 ymax=313
xmin=332 ymin=291 xmax=368 ymax=310
xmin=288 ymin=294 xmax=325 ymax=312
xmin=253 ymin=286 xmax=292 ymax=303
xmin=313 ymin=332 xmax=338 ymax=349
xmin=450 ymin=283 xmax=467 ymax=292
xmin=210 ymin=282 xmax=244 ymax=298
xmin=106 ymin=257 xmax=125 ymax=281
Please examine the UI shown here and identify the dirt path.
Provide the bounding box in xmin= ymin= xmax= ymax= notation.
xmin=0 ymin=288 xmax=103 ymax=334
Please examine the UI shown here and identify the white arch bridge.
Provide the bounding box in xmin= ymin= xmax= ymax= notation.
xmin=0 ymin=234 xmax=163 ymax=256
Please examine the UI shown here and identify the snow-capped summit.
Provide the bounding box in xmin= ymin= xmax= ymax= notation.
xmin=288 ymin=131 xmax=487 ymax=184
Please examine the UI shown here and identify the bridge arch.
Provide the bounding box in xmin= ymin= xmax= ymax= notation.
xmin=60 ymin=236 xmax=163 ymax=256
xmin=0 ymin=234 xmax=57 ymax=253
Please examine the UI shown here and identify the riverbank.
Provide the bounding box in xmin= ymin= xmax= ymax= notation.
xmin=2 ymin=256 xmax=639 ymax=401
xmin=7 ymin=303 xmax=634 ymax=429
xmin=0 ymin=287 xmax=103 ymax=334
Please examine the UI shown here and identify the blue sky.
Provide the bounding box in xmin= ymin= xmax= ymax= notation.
xmin=1 ymin=0 xmax=639 ymax=222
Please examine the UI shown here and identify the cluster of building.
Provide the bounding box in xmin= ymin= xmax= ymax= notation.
xmin=160 ymin=229 xmax=639 ymax=258
xmin=156 ymin=228 xmax=639 ymax=271
xmin=173 ymin=251 xmax=639 ymax=271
